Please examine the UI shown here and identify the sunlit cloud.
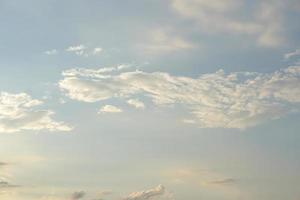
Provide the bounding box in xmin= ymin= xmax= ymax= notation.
xmin=59 ymin=65 xmax=300 ymax=129
xmin=123 ymin=185 xmax=166 ymax=200
xmin=127 ymin=99 xmax=145 ymax=109
xmin=0 ymin=92 xmax=72 ymax=133
xmin=98 ymin=105 xmax=123 ymax=114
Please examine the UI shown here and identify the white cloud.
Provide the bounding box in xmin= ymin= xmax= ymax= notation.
xmin=284 ymin=49 xmax=300 ymax=60
xmin=59 ymin=65 xmax=300 ymax=129
xmin=0 ymin=92 xmax=72 ymax=133
xmin=124 ymin=185 xmax=165 ymax=200
xmin=170 ymin=0 xmax=285 ymax=47
xmin=127 ymin=99 xmax=145 ymax=109
xmin=44 ymin=49 xmax=58 ymax=55
xmin=93 ymin=47 xmax=103 ymax=55
xmin=66 ymin=45 xmax=86 ymax=52
xmin=66 ymin=45 xmax=103 ymax=57
xmin=99 ymin=105 xmax=123 ymax=114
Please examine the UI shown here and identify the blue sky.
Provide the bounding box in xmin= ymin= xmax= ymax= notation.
xmin=0 ymin=0 xmax=300 ymax=200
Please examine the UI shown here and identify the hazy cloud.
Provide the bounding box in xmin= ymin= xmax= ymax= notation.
xmin=170 ymin=0 xmax=285 ymax=47
xmin=284 ymin=49 xmax=300 ymax=60
xmin=139 ymin=29 xmax=194 ymax=54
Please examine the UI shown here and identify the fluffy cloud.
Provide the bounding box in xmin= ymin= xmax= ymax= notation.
xmin=170 ymin=0 xmax=285 ymax=47
xmin=59 ymin=65 xmax=300 ymax=129
xmin=99 ymin=105 xmax=123 ymax=114
xmin=0 ymin=92 xmax=71 ymax=133
xmin=124 ymin=185 xmax=165 ymax=200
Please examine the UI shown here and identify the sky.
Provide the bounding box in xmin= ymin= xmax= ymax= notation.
xmin=0 ymin=0 xmax=300 ymax=199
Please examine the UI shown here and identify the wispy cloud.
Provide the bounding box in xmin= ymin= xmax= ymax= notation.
xmin=66 ymin=45 xmax=103 ymax=57
xmin=59 ymin=65 xmax=300 ymax=129
xmin=170 ymin=0 xmax=285 ymax=47
xmin=284 ymin=49 xmax=300 ymax=60
xmin=139 ymin=29 xmax=194 ymax=54
xmin=44 ymin=49 xmax=58 ymax=55
xmin=0 ymin=92 xmax=72 ymax=133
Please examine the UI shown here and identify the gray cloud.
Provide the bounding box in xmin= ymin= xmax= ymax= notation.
xmin=0 ymin=162 xmax=8 ymax=166
xmin=71 ymin=191 xmax=86 ymax=200
xmin=208 ymin=178 xmax=236 ymax=185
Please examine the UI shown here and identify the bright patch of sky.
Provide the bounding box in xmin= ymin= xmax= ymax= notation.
xmin=0 ymin=0 xmax=300 ymax=199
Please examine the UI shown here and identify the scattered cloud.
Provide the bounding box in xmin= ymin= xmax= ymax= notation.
xmin=99 ymin=105 xmax=123 ymax=114
xmin=66 ymin=45 xmax=103 ymax=57
xmin=93 ymin=48 xmax=103 ymax=55
xmin=0 ymin=92 xmax=72 ymax=133
xmin=284 ymin=49 xmax=300 ymax=60
xmin=66 ymin=45 xmax=87 ymax=53
xmin=45 ymin=49 xmax=58 ymax=55
xmin=127 ymin=99 xmax=145 ymax=109
xmin=123 ymin=185 xmax=165 ymax=200
xmin=59 ymin=65 xmax=300 ymax=129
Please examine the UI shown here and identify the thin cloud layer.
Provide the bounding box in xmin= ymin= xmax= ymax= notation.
xmin=59 ymin=65 xmax=300 ymax=129
xmin=170 ymin=0 xmax=285 ymax=47
xmin=0 ymin=92 xmax=71 ymax=133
